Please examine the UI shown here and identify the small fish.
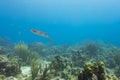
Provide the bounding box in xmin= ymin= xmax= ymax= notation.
xmin=31 ymin=29 xmax=54 ymax=44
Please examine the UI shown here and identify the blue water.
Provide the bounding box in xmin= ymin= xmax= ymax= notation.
xmin=0 ymin=0 xmax=120 ymax=45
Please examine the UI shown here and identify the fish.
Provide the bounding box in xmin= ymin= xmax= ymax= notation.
xmin=31 ymin=29 xmax=54 ymax=44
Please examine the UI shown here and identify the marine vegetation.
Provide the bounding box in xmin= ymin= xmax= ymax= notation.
xmin=49 ymin=55 xmax=78 ymax=80
xmin=51 ymin=55 xmax=68 ymax=71
xmin=115 ymin=66 xmax=120 ymax=78
xmin=78 ymin=61 xmax=106 ymax=80
xmin=104 ymin=47 xmax=120 ymax=68
xmin=31 ymin=59 xmax=41 ymax=80
xmin=38 ymin=63 xmax=53 ymax=80
xmin=0 ymin=74 xmax=6 ymax=80
xmin=71 ymin=48 xmax=89 ymax=67
xmin=84 ymin=42 xmax=100 ymax=56
xmin=0 ymin=46 xmax=7 ymax=54
xmin=14 ymin=42 xmax=30 ymax=63
xmin=0 ymin=55 xmax=21 ymax=77
xmin=0 ymin=40 xmax=120 ymax=80
xmin=29 ymin=42 xmax=47 ymax=57
xmin=14 ymin=42 xmax=39 ymax=65
xmin=27 ymin=60 xmax=54 ymax=80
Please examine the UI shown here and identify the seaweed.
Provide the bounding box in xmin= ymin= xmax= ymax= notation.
xmin=38 ymin=63 xmax=52 ymax=80
xmin=14 ymin=42 xmax=30 ymax=63
xmin=14 ymin=42 xmax=39 ymax=65
xmin=31 ymin=59 xmax=41 ymax=80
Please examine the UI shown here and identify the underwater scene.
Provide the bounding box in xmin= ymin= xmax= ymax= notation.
xmin=0 ymin=0 xmax=120 ymax=80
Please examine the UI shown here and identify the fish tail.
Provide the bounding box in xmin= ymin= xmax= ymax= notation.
xmin=47 ymin=37 xmax=54 ymax=45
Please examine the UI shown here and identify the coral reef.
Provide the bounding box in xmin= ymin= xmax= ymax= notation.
xmin=84 ymin=42 xmax=100 ymax=56
xmin=78 ymin=61 xmax=106 ymax=80
xmin=0 ymin=55 xmax=21 ymax=76
xmin=0 ymin=41 xmax=120 ymax=80
xmin=115 ymin=66 xmax=120 ymax=77
xmin=51 ymin=55 xmax=68 ymax=71
xmin=71 ymin=48 xmax=89 ymax=67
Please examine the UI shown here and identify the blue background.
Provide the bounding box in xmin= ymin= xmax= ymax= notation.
xmin=0 ymin=0 xmax=120 ymax=45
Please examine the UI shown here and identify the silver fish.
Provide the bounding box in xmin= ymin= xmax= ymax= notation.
xmin=31 ymin=29 xmax=53 ymax=44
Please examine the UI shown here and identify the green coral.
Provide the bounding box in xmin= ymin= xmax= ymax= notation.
xmin=84 ymin=62 xmax=94 ymax=79
xmin=78 ymin=61 xmax=106 ymax=80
